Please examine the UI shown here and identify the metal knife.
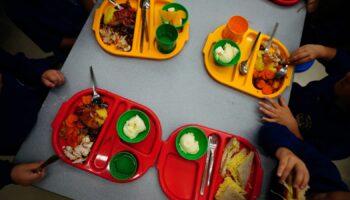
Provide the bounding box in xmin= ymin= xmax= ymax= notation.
xmin=143 ymin=0 xmax=150 ymax=42
xmin=140 ymin=0 xmax=145 ymax=52
xmin=34 ymin=154 xmax=61 ymax=172
xmin=140 ymin=0 xmax=150 ymax=52
xmin=200 ymin=138 xmax=211 ymax=195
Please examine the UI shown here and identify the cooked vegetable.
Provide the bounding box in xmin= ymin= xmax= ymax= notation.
xmin=99 ymin=1 xmax=136 ymax=51
xmin=82 ymin=95 xmax=92 ymax=105
xmin=59 ymin=95 xmax=108 ymax=163
xmin=66 ymin=114 xmax=79 ymax=128
xmin=262 ymin=85 xmax=273 ymax=95
xmin=253 ymin=44 xmax=286 ymax=94
xmin=255 ymin=79 xmax=266 ymax=89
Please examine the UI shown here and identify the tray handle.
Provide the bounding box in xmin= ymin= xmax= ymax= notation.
xmin=202 ymin=33 xmax=215 ymax=55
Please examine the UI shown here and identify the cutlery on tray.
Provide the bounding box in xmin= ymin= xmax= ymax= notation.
xmin=207 ymin=135 xmax=218 ymax=186
xmin=200 ymin=138 xmax=210 ymax=195
xmin=200 ymin=135 xmax=218 ymax=195
xmin=90 ymin=66 xmax=102 ymax=104
xmin=140 ymin=0 xmax=150 ymax=52
xmin=108 ymin=0 xmax=123 ymax=11
xmin=239 ymin=31 xmax=261 ymax=75
xmin=264 ymin=22 xmax=279 ymax=53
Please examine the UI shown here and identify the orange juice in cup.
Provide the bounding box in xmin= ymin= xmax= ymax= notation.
xmin=222 ymin=16 xmax=248 ymax=43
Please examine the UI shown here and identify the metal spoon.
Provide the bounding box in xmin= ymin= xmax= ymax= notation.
xmin=239 ymin=32 xmax=261 ymax=75
xmin=275 ymin=63 xmax=289 ymax=79
xmin=264 ymin=22 xmax=279 ymax=53
xmin=108 ymin=0 xmax=123 ymax=10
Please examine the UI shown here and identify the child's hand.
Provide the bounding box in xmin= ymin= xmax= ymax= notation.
xmin=275 ymin=147 xmax=309 ymax=189
xmin=306 ymin=0 xmax=319 ymax=13
xmin=289 ymin=44 xmax=323 ymax=64
xmin=10 ymin=162 xmax=46 ymax=186
xmin=258 ymin=96 xmax=303 ymax=139
xmin=289 ymin=44 xmax=336 ymax=64
xmin=41 ymin=69 xmax=65 ymax=88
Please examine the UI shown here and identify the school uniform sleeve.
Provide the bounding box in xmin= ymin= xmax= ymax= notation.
xmin=258 ymin=123 xmax=349 ymax=193
xmin=0 ymin=48 xmax=50 ymax=86
xmin=0 ymin=160 xmax=14 ymax=189
xmin=323 ymin=49 xmax=350 ymax=76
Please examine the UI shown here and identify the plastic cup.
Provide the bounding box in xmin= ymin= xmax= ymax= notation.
xmin=156 ymin=24 xmax=178 ymax=54
xmin=109 ymin=152 xmax=138 ymax=180
xmin=221 ymin=16 xmax=248 ymax=43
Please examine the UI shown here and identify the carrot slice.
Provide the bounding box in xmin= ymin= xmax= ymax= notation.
xmin=253 ymin=70 xmax=260 ymax=79
xmin=66 ymin=114 xmax=78 ymax=127
xmin=264 ymin=70 xmax=275 ymax=80
xmin=255 ymin=79 xmax=266 ymax=89
xmin=262 ymin=85 xmax=274 ymax=95
xmin=82 ymin=95 xmax=92 ymax=104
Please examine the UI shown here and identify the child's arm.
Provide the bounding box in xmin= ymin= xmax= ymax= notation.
xmin=259 ymin=96 xmax=303 ymax=140
xmin=259 ymin=123 xmax=349 ymax=193
xmin=0 ymin=49 xmax=51 ymax=86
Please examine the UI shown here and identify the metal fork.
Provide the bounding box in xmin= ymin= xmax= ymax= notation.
xmin=108 ymin=0 xmax=123 ymax=11
xmin=264 ymin=22 xmax=279 ymax=53
xmin=89 ymin=66 xmax=102 ymax=105
xmin=207 ymin=135 xmax=218 ymax=186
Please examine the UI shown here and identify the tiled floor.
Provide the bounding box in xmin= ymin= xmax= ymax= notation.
xmin=0 ymin=0 xmax=349 ymax=199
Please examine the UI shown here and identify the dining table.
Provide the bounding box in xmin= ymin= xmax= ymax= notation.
xmin=15 ymin=0 xmax=306 ymax=199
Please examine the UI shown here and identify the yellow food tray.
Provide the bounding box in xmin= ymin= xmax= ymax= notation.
xmin=93 ymin=0 xmax=189 ymax=59
xmin=203 ymin=25 xmax=294 ymax=98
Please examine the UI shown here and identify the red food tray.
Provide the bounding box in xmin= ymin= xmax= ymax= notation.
xmin=156 ymin=124 xmax=263 ymax=200
xmin=271 ymin=0 xmax=299 ymax=6
xmin=52 ymin=88 xmax=163 ymax=183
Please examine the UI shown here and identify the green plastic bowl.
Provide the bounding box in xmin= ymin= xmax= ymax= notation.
xmin=116 ymin=109 xmax=150 ymax=143
xmin=161 ymin=3 xmax=189 ymax=30
xmin=109 ymin=152 xmax=137 ymax=180
xmin=176 ymin=126 xmax=208 ymax=160
xmin=212 ymin=39 xmax=241 ymax=66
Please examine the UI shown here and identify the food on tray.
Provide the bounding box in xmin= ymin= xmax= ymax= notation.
xmin=280 ymin=174 xmax=309 ymax=200
xmin=76 ymin=104 xmax=108 ymax=129
xmin=160 ymin=9 xmax=187 ymax=27
xmin=123 ymin=115 xmax=146 ymax=139
xmin=99 ymin=1 xmax=136 ymax=51
xmin=59 ymin=95 xmax=108 ymax=163
xmin=103 ymin=5 xmax=117 ymax=24
xmin=179 ymin=132 xmax=199 ymax=154
xmin=63 ymin=135 xmax=93 ymax=164
xmin=252 ymin=42 xmax=287 ymax=95
xmin=215 ymin=138 xmax=254 ymax=200
xmin=215 ymin=177 xmax=246 ymax=200
xmin=214 ymin=43 xmax=239 ymax=64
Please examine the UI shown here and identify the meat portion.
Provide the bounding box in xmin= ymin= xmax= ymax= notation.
xmin=75 ymin=105 xmax=101 ymax=129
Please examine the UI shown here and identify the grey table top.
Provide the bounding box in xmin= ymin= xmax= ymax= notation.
xmin=16 ymin=0 xmax=306 ymax=199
